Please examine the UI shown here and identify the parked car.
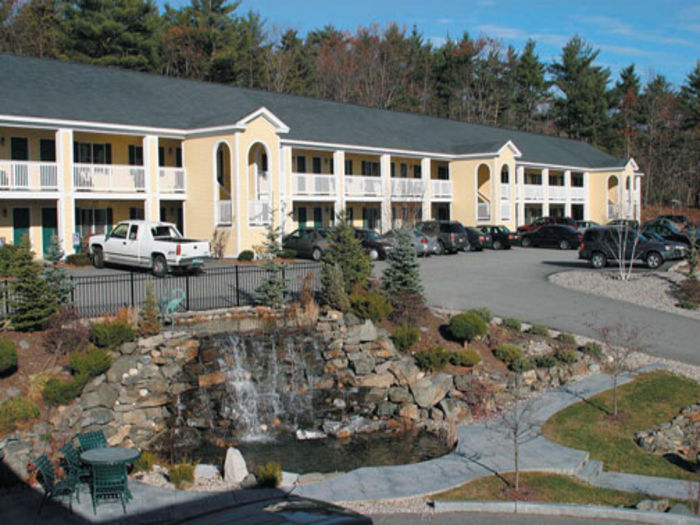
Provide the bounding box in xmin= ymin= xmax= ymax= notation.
xmin=478 ymin=225 xmax=515 ymax=250
xmin=576 ymin=220 xmax=600 ymax=233
xmin=579 ymin=226 xmax=685 ymax=269
xmin=517 ymin=216 xmax=578 ymax=234
xmin=642 ymin=220 xmax=699 ymax=248
xmin=520 ymin=224 xmax=582 ymax=250
xmin=379 ymin=229 xmax=426 ymax=257
xmin=657 ymin=214 xmax=690 ymax=229
xmin=608 ymin=218 xmax=640 ymax=230
xmin=353 ymin=228 xmax=394 ymax=260
xmin=282 ymin=227 xmax=330 ymax=261
xmin=89 ymin=220 xmax=210 ymax=277
xmin=415 ymin=220 xmax=468 ymax=254
xmin=464 ymin=227 xmax=489 ymax=251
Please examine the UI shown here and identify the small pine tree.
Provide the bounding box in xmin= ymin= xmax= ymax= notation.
xmin=9 ymin=239 xmax=57 ymax=331
xmin=138 ymin=282 xmax=161 ymax=336
xmin=42 ymin=234 xmax=73 ymax=304
xmin=324 ymin=211 xmax=371 ymax=294
xmin=321 ymin=262 xmax=350 ymax=311
xmin=256 ymin=214 xmax=287 ymax=309
xmin=382 ymin=228 xmax=424 ymax=298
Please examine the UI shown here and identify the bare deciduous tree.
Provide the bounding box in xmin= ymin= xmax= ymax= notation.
xmin=603 ymin=221 xmax=643 ymax=281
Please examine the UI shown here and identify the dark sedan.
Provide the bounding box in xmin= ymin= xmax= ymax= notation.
xmin=415 ymin=220 xmax=468 ymax=254
xmin=353 ymin=228 xmax=393 ymax=260
xmin=642 ymin=221 xmax=699 ymax=248
xmin=579 ymin=227 xmax=685 ymax=269
xmin=520 ymin=224 xmax=582 ymax=250
xmin=465 ymin=227 xmax=489 ymax=251
xmin=478 ymin=225 xmax=515 ymax=250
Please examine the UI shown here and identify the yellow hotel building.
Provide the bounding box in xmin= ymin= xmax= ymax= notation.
xmin=0 ymin=54 xmax=641 ymax=258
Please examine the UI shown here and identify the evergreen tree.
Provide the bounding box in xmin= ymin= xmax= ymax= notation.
xmin=611 ymin=65 xmax=641 ymax=156
xmin=381 ymin=228 xmax=423 ymax=298
xmin=320 ymin=262 xmax=350 ymax=312
xmin=138 ymin=282 xmax=161 ymax=336
xmin=513 ymin=39 xmax=548 ymax=131
xmin=679 ymin=61 xmax=700 ymax=131
xmin=255 ymin=215 xmax=287 ymax=309
xmin=42 ymin=234 xmax=73 ymax=304
xmin=323 ymin=211 xmax=371 ymax=294
xmin=9 ymin=239 xmax=57 ymax=331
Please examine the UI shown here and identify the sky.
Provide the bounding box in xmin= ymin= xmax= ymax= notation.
xmin=162 ymin=0 xmax=700 ymax=87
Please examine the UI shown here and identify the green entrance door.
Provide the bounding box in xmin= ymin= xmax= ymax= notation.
xmin=41 ymin=207 xmax=58 ymax=258
xmin=313 ymin=207 xmax=323 ymax=228
xmin=13 ymin=208 xmax=30 ymax=246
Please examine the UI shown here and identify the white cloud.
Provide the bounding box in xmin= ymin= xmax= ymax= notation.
xmin=597 ymin=43 xmax=663 ymax=58
xmin=574 ymin=14 xmax=695 ymax=47
xmin=436 ymin=18 xmax=454 ymax=24
xmin=475 ymin=24 xmax=567 ymax=47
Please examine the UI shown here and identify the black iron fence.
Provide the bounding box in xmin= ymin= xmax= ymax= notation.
xmin=0 ymin=262 xmax=321 ymax=319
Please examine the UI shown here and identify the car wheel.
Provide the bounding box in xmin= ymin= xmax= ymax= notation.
xmin=559 ymin=239 xmax=570 ymax=250
xmin=312 ymin=247 xmax=323 ymax=261
xmin=436 ymin=241 xmax=445 ymax=255
xmin=152 ymin=255 xmax=168 ymax=278
xmin=590 ymin=252 xmax=607 ymax=269
xmin=493 ymin=240 xmax=502 ymax=250
xmin=521 ymin=237 xmax=532 ymax=248
xmin=92 ymin=247 xmax=104 ymax=269
xmin=646 ymin=251 xmax=662 ymax=270
xmin=368 ymin=248 xmax=379 ymax=261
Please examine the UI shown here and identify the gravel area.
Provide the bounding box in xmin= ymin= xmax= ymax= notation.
xmin=549 ymin=270 xmax=700 ymax=322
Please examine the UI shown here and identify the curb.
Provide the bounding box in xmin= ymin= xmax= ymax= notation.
xmin=433 ymin=500 xmax=700 ymax=524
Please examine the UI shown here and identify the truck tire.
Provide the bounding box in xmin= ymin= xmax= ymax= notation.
xmin=92 ymin=246 xmax=104 ymax=269
xmin=152 ymin=254 xmax=168 ymax=278
xmin=590 ymin=252 xmax=607 ymax=269
xmin=312 ymin=247 xmax=323 ymax=261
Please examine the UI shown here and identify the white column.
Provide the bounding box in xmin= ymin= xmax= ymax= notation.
xmin=333 ymin=150 xmax=345 ymax=221
xmin=516 ymin=166 xmax=525 ymax=226
xmin=55 ymin=128 xmax=74 ymax=255
xmin=143 ymin=135 xmax=159 ymax=221
xmin=380 ymin=154 xmax=391 ymax=233
xmin=542 ymin=168 xmax=550 ymax=217
xmin=583 ymin=172 xmax=590 ymax=220
xmin=564 ymin=170 xmax=572 ymax=217
xmin=421 ymin=157 xmax=431 ymax=221
xmin=280 ymin=146 xmax=292 ymax=235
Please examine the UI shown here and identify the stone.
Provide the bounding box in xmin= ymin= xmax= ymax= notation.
xmin=344 ymin=312 xmax=362 ymax=326
xmin=355 ymin=372 xmax=394 ymax=389
xmin=136 ymin=393 xmax=172 ymax=408
xmin=107 ymin=356 xmax=136 ymax=384
xmin=346 ymin=320 xmax=377 ymax=344
xmin=82 ymin=383 xmax=119 ymax=409
xmin=430 ymin=407 xmax=444 ymax=422
xmin=240 ymin=473 xmax=257 ymax=489
xmin=314 ymin=375 xmax=335 ymax=390
xmin=107 ymin=425 xmax=132 ymax=446
xmin=194 ymin=464 xmax=221 ymax=482
xmin=223 ymin=447 xmax=248 ymax=484
xmin=453 ymin=374 xmax=475 ymax=392
xmin=439 ymin=398 xmax=472 ymax=424
xmin=636 ymin=499 xmax=669 ymax=513
xmin=377 ymin=401 xmax=397 ymax=417
xmin=198 ymin=371 xmax=227 ymax=387
xmin=388 ymin=387 xmax=413 ymax=404
xmin=389 ymin=357 xmax=421 ymax=386
xmin=324 ymin=357 xmax=349 ymax=373
xmin=81 ymin=408 xmax=114 ymax=427
xmin=139 ymin=334 xmax=165 ymax=349
xmin=669 ymin=503 xmax=692 ymax=516
xmin=398 ymin=403 xmax=420 ymax=421
xmin=350 ymin=357 xmax=375 ymax=376
xmin=410 ymin=373 xmax=453 ymax=408
xmin=364 ymin=387 xmax=387 ymax=404
xmin=120 ymin=342 xmax=138 ymax=355
xmin=18 ymin=339 xmax=30 ymax=350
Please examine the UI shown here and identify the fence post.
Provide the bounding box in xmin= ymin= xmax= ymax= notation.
xmin=130 ymin=272 xmax=135 ymax=308
xmin=185 ymin=272 xmax=190 ymax=311
xmin=70 ymin=276 xmax=75 ymax=304
xmin=235 ymin=265 xmax=240 ymax=307
xmin=282 ymin=265 xmax=287 ymax=300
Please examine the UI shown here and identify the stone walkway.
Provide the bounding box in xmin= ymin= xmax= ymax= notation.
xmin=296 ymin=368 xmax=700 ymax=502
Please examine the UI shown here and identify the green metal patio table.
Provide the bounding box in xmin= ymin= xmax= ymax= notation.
xmin=81 ymin=447 xmax=140 ymax=501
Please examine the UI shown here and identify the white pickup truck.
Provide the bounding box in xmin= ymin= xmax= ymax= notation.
xmin=89 ymin=220 xmax=210 ymax=277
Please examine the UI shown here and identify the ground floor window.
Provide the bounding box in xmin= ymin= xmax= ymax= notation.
xmin=362 ymin=207 xmax=380 ymax=230
xmin=571 ymin=204 xmax=584 ymax=221
xmin=75 ymin=207 xmax=112 ymax=250
xmin=524 ymin=204 xmax=543 ymax=224
xmin=550 ymin=204 xmax=565 ymax=218
xmin=129 ymin=206 xmax=144 ymax=220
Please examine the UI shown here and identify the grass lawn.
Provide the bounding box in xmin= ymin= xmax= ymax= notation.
xmin=433 ymin=472 xmax=651 ymax=507
xmin=542 ymin=370 xmax=700 ymax=481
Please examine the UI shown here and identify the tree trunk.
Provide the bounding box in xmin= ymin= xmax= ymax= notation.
xmin=514 ymin=437 xmax=520 ymax=491
xmin=612 ymin=376 xmax=618 ymax=416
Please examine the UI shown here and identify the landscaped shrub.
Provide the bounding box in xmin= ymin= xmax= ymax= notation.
xmin=323 ymin=214 xmax=372 ymax=294
xmin=65 ymin=253 xmax=91 ymax=266
xmin=168 ymin=463 xmax=195 ymax=488
xmin=138 ymin=283 xmax=161 ymax=337
xmin=676 ymin=278 xmax=700 ymax=309
xmin=448 ymin=312 xmax=488 ymax=342
xmin=468 ymin=307 xmax=492 ymax=324
xmin=493 ymin=343 xmax=524 ymax=364
xmin=0 ymin=396 xmax=39 ymax=430
xmin=529 ymin=324 xmax=550 ymax=337
xmin=554 ymin=348 xmax=577 ymax=364
xmin=43 ymin=307 xmax=90 ymax=355
xmin=382 ymin=228 xmax=423 ymax=298
xmin=238 ymin=250 xmax=255 ymax=261
xmin=414 ymin=346 xmax=450 ymax=372
xmin=510 ymin=356 xmax=535 ymax=373
xmin=69 ymin=347 xmax=113 ymax=377
xmin=0 ymin=339 xmax=18 ymax=375
xmin=0 ymin=244 xmax=21 ymax=277
xmin=90 ymin=319 xmax=136 ymax=349
xmin=535 ymin=354 xmax=557 ymax=369
xmin=255 ymin=462 xmax=282 ymax=488
xmin=449 ymin=348 xmax=482 ymax=367
xmin=321 ymin=263 xmax=350 ymax=311
xmin=501 ymin=317 xmax=522 ymax=331
xmin=579 ymin=341 xmax=604 ymax=359
xmin=391 ymin=326 xmax=420 ymax=352
xmin=42 ymin=375 xmax=87 ymax=405
xmin=556 ymin=333 xmax=577 ymax=345
xmin=42 ymin=234 xmax=72 ymax=304
xmin=9 ymin=241 xmax=56 ymax=331
xmin=390 ymin=292 xmax=428 ymax=325
xmin=132 ymin=452 xmax=156 ymax=473
xmin=349 ymin=291 xmax=393 ymax=322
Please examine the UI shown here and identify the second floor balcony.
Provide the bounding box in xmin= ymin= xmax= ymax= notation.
xmin=73 ymin=163 xmax=145 ymax=193
xmin=391 ymin=178 xmax=425 ymax=199
xmin=158 ymin=167 xmax=186 ymax=193
xmin=344 ymin=175 xmax=383 ymax=199
xmin=431 ymin=180 xmax=453 ymax=200
xmin=549 ymin=185 xmax=566 ymax=200
xmin=0 ymin=161 xmax=58 ymax=192
xmin=292 ymin=173 xmax=336 ymax=197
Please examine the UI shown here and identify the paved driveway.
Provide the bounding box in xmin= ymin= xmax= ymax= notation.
xmin=377 ymin=247 xmax=699 ymax=366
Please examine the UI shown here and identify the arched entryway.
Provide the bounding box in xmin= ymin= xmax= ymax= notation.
xmin=247 ymin=142 xmax=272 ymax=226
xmin=607 ymin=175 xmax=619 ymax=219
xmin=476 ymin=163 xmax=491 ymax=221
xmin=214 ymin=142 xmax=232 ymax=225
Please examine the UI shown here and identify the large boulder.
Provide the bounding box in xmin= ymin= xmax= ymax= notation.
xmin=388 ymin=387 xmax=413 ymax=404
xmin=410 ymin=373 xmax=453 ymax=409
xmin=439 ymin=398 xmax=472 ymax=425
xmin=388 ymin=357 xmax=421 ymax=386
xmin=346 ymin=320 xmax=378 ymax=345
xmin=223 ymin=447 xmax=248 ymax=484
xmin=355 ymin=372 xmax=394 ymax=389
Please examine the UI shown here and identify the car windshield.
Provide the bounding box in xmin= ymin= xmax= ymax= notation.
xmin=151 ymin=225 xmax=182 ymax=238
xmin=493 ymin=226 xmax=508 ymax=234
xmin=364 ymin=230 xmax=382 ymax=241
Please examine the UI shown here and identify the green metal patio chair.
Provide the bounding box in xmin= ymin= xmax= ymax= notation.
xmin=91 ymin=463 xmax=129 ymax=514
xmin=31 ymin=454 xmax=77 ymax=516
xmin=60 ymin=441 xmax=92 ymax=500
xmin=77 ymin=430 xmax=107 ymax=451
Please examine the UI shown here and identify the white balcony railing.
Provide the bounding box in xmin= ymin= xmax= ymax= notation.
xmin=607 ymin=203 xmax=618 ymax=219
xmin=500 ymin=201 xmax=511 ymax=220
xmin=500 ymin=183 xmax=511 ymax=200
xmin=73 ymin=163 xmax=145 ymax=192
xmin=391 ymin=178 xmax=425 ymax=199
xmin=523 ymin=184 xmax=545 ymax=200
xmin=571 ymin=186 xmax=585 ymax=201
xmin=158 ymin=167 xmax=186 ymax=193
xmin=0 ymin=161 xmax=58 ymax=191
xmin=344 ymin=175 xmax=383 ymax=198
xmin=249 ymin=199 xmax=272 ymax=226
xmin=549 ymin=185 xmax=566 ymax=200
xmin=431 ymin=179 xmax=453 ymax=199
xmin=478 ymin=201 xmax=490 ymax=221
xmin=292 ymin=173 xmax=336 ymax=197
xmin=217 ymin=200 xmax=233 ymax=225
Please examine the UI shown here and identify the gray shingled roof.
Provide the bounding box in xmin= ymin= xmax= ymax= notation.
xmin=0 ymin=54 xmax=628 ymax=169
